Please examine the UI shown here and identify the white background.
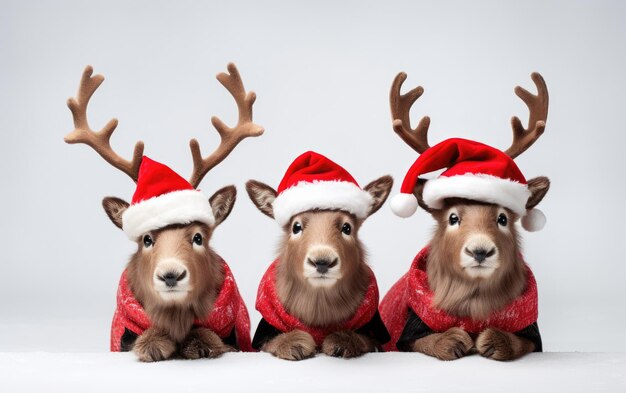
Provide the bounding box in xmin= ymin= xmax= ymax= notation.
xmin=1 ymin=0 xmax=624 ymax=353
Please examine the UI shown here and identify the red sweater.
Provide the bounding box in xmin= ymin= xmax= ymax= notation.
xmin=110 ymin=259 xmax=252 ymax=352
xmin=380 ymin=247 xmax=538 ymax=352
xmin=254 ymin=260 xmax=382 ymax=346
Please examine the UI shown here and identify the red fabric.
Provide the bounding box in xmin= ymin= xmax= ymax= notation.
xmin=110 ymin=259 xmax=252 ymax=352
xmin=256 ymin=260 xmax=380 ymax=345
xmin=131 ymin=156 xmax=194 ymax=204
xmin=277 ymin=151 xmax=361 ymax=194
xmin=398 ymin=138 xmax=527 ymax=195
xmin=380 ymin=247 xmax=538 ymax=351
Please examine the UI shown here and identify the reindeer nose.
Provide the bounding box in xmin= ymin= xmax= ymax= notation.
xmin=466 ymin=247 xmax=496 ymax=264
xmin=308 ymin=258 xmax=338 ymax=274
xmin=159 ymin=270 xmax=187 ymax=288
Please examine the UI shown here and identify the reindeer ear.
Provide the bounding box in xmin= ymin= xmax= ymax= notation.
xmin=412 ymin=178 xmax=433 ymax=213
xmin=526 ymin=176 xmax=550 ymax=209
xmin=245 ymin=180 xmax=277 ymax=219
xmin=102 ymin=197 xmax=130 ymax=229
xmin=209 ymin=185 xmax=237 ymax=227
xmin=364 ymin=175 xmax=393 ymax=217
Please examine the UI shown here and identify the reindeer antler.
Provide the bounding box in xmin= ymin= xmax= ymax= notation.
xmin=389 ymin=72 xmax=431 ymax=154
xmin=65 ymin=66 xmax=144 ymax=182
xmin=505 ymin=72 xmax=549 ymax=159
xmin=188 ymin=63 xmax=264 ymax=188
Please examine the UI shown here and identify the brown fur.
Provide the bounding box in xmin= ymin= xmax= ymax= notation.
xmin=245 ymin=180 xmax=277 ymax=218
xmin=180 ymin=328 xmax=234 ymax=359
xmin=276 ymin=211 xmax=371 ymax=327
xmin=68 ymin=64 xmax=253 ymax=361
xmin=389 ymin=72 xmax=550 ymax=361
xmin=409 ymin=177 xmax=550 ymax=360
xmin=102 ymin=197 xmax=128 ymax=229
xmin=476 ymin=328 xmax=534 ymax=361
xmin=526 ymin=177 xmax=550 ymax=209
xmin=133 ymin=326 xmax=177 ymax=362
xmin=262 ymin=330 xmax=317 ymax=361
xmin=427 ymin=199 xmax=526 ymax=320
xmin=126 ymin=223 xmax=225 ymax=343
xmin=321 ymin=330 xmax=377 ymax=358
xmin=246 ymin=175 xmax=393 ymax=359
xmin=102 ymin=186 xmax=236 ymax=361
xmin=411 ymin=327 xmax=474 ymax=361
xmin=209 ymin=186 xmax=237 ymax=226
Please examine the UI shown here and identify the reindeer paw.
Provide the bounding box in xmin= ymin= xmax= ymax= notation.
xmin=133 ymin=328 xmax=176 ymax=362
xmin=263 ymin=330 xmax=316 ymax=361
xmin=322 ymin=330 xmax=372 ymax=358
xmin=476 ymin=328 xmax=519 ymax=361
xmin=432 ymin=327 xmax=473 ymax=361
xmin=180 ymin=328 xmax=234 ymax=360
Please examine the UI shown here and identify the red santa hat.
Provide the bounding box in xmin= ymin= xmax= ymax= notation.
xmin=390 ymin=138 xmax=545 ymax=231
xmin=121 ymin=156 xmax=214 ymax=239
xmin=272 ymin=151 xmax=374 ymax=226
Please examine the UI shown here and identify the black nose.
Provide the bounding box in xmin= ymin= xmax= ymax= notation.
xmin=159 ymin=270 xmax=187 ymax=287
xmin=467 ymin=248 xmax=496 ymax=263
xmin=308 ymin=258 xmax=338 ymax=274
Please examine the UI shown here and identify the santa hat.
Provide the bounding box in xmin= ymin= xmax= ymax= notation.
xmin=390 ymin=138 xmax=546 ymax=231
xmin=272 ymin=151 xmax=374 ymax=226
xmin=121 ymin=156 xmax=214 ymax=239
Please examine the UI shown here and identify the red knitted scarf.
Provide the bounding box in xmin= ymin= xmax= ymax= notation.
xmin=110 ymin=259 xmax=251 ymax=352
xmin=255 ymin=259 xmax=380 ymax=345
xmin=380 ymin=247 xmax=538 ymax=351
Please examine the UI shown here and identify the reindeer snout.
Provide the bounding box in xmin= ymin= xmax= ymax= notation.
xmin=303 ymin=245 xmax=342 ymax=287
xmin=307 ymin=258 xmax=338 ymax=274
xmin=158 ymin=270 xmax=187 ymax=287
xmin=464 ymin=247 xmax=496 ymax=264
xmin=153 ymin=258 xmax=191 ymax=298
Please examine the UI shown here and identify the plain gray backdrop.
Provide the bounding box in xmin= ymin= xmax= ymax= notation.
xmin=1 ymin=0 xmax=624 ymax=352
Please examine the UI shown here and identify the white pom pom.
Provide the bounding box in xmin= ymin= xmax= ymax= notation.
xmin=390 ymin=193 xmax=418 ymax=218
xmin=521 ymin=208 xmax=546 ymax=232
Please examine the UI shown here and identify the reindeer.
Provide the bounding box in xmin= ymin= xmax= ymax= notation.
xmin=246 ymin=152 xmax=393 ymax=360
xmin=380 ymin=72 xmax=550 ymax=361
xmin=65 ymin=63 xmax=262 ymax=361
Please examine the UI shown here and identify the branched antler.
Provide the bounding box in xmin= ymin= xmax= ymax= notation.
xmin=506 ymin=72 xmax=549 ymax=159
xmin=189 ymin=63 xmax=264 ymax=188
xmin=389 ymin=72 xmax=431 ymax=154
xmin=65 ymin=66 xmax=144 ymax=182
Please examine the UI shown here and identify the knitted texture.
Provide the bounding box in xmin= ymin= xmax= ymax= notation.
xmin=110 ymin=258 xmax=251 ymax=352
xmin=380 ymin=247 xmax=538 ymax=351
xmin=256 ymin=260 xmax=380 ymax=345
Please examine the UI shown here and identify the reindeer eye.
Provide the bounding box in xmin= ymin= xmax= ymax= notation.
xmin=143 ymin=235 xmax=153 ymax=248
xmin=497 ymin=213 xmax=508 ymax=226
xmin=448 ymin=213 xmax=460 ymax=226
xmin=341 ymin=223 xmax=352 ymax=235
xmin=292 ymin=222 xmax=302 ymax=235
xmin=192 ymin=233 xmax=203 ymax=246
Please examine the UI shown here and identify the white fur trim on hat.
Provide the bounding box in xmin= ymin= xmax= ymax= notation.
xmin=122 ymin=189 xmax=215 ymax=239
xmin=521 ymin=208 xmax=546 ymax=232
xmin=390 ymin=193 xmax=418 ymax=218
xmin=272 ymin=181 xmax=374 ymax=226
xmin=422 ymin=173 xmax=531 ymax=216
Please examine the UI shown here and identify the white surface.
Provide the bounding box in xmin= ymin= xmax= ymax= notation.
xmin=1 ymin=352 xmax=624 ymax=393
xmin=1 ymin=0 xmax=626 ymax=353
